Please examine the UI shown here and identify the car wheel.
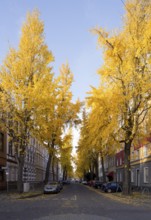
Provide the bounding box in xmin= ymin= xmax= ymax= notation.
xmin=107 ymin=189 xmax=111 ymax=193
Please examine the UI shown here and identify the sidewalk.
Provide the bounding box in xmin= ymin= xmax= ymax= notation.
xmin=103 ymin=191 xmax=151 ymax=208
xmin=87 ymin=186 xmax=151 ymax=208
xmin=0 ymin=189 xmax=43 ymax=201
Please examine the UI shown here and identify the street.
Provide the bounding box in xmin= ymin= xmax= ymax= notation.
xmin=0 ymin=183 xmax=151 ymax=220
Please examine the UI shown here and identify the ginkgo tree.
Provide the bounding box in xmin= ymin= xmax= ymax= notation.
xmin=91 ymin=0 xmax=151 ymax=194
xmin=0 ymin=10 xmax=54 ymax=192
xmin=76 ymin=109 xmax=90 ymax=179
xmin=76 ymin=98 xmax=119 ymax=182
xmin=60 ymin=130 xmax=74 ymax=180
xmin=76 ymin=108 xmax=99 ymax=180
xmin=33 ymin=63 xmax=81 ymax=183
xmin=87 ymin=89 xmax=121 ymax=182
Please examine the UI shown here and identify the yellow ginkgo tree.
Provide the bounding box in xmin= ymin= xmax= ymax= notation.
xmin=34 ymin=63 xmax=81 ymax=183
xmin=91 ymin=0 xmax=151 ymax=194
xmin=0 ymin=10 xmax=54 ymax=192
xmin=60 ymin=130 xmax=74 ymax=180
xmin=87 ymin=88 xmax=121 ymax=182
xmin=76 ymin=108 xmax=100 ymax=181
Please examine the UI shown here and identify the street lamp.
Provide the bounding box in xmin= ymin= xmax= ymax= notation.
xmin=5 ymin=170 xmax=9 ymax=193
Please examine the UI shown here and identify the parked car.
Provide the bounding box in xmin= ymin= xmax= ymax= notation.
xmin=81 ymin=180 xmax=88 ymax=185
xmin=87 ymin=180 xmax=95 ymax=187
xmin=103 ymin=182 xmax=122 ymax=193
xmin=93 ymin=181 xmax=102 ymax=189
xmin=62 ymin=180 xmax=70 ymax=185
xmin=43 ymin=182 xmax=61 ymax=194
xmin=101 ymin=183 xmax=107 ymax=191
xmin=58 ymin=181 xmax=63 ymax=190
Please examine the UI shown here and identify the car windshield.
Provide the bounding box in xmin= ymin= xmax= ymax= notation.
xmin=47 ymin=182 xmax=58 ymax=185
xmin=111 ymin=183 xmax=117 ymax=186
xmin=107 ymin=183 xmax=111 ymax=186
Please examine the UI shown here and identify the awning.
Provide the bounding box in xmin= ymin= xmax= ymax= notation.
xmin=107 ymin=171 xmax=114 ymax=177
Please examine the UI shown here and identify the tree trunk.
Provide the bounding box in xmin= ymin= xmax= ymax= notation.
xmin=63 ymin=167 xmax=66 ymax=180
xmin=52 ymin=156 xmax=55 ymax=181
xmin=63 ymin=166 xmax=68 ymax=180
xmin=44 ymin=141 xmax=55 ymax=183
xmin=94 ymin=155 xmax=99 ymax=180
xmin=90 ymin=163 xmax=93 ymax=180
xmin=63 ymin=169 xmax=65 ymax=180
xmin=123 ymin=141 xmax=131 ymax=195
xmin=83 ymin=170 xmax=86 ymax=180
xmin=101 ymin=156 xmax=106 ymax=183
xmin=44 ymin=153 xmax=52 ymax=183
xmin=56 ymin=160 xmax=59 ymax=181
xmin=17 ymin=154 xmax=24 ymax=193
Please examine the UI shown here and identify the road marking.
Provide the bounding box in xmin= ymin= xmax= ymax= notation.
xmin=61 ymin=200 xmax=78 ymax=208
xmin=52 ymin=195 xmax=77 ymax=201
xmin=71 ymin=195 xmax=77 ymax=200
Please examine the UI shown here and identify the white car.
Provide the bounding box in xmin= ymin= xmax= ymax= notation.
xmin=44 ymin=182 xmax=60 ymax=194
xmin=82 ymin=180 xmax=87 ymax=185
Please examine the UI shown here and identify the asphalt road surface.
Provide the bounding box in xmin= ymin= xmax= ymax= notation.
xmin=0 ymin=183 xmax=151 ymax=220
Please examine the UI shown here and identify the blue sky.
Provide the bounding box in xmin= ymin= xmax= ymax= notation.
xmin=0 ymin=0 xmax=125 ymax=102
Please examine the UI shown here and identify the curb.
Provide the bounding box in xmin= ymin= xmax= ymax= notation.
xmin=85 ymin=185 xmax=151 ymax=208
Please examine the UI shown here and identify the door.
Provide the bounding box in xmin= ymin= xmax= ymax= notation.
xmin=136 ymin=169 xmax=140 ymax=187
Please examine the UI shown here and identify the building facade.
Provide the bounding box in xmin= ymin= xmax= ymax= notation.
xmin=99 ymin=139 xmax=151 ymax=190
xmin=0 ymin=131 xmax=7 ymax=190
xmin=116 ymin=150 xmax=124 ymax=184
xmin=131 ymin=140 xmax=151 ymax=189
xmin=0 ymin=133 xmax=62 ymax=191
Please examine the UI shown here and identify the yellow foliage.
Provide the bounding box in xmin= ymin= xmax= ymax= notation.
xmin=90 ymin=0 xmax=151 ymax=144
xmin=77 ymin=0 xmax=151 ymax=175
xmin=0 ymin=10 xmax=54 ymax=151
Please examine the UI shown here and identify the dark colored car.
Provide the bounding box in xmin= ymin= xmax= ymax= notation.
xmin=87 ymin=180 xmax=94 ymax=187
xmin=103 ymin=182 xmax=122 ymax=193
xmin=93 ymin=181 xmax=102 ymax=189
xmin=101 ymin=183 xmax=107 ymax=191
xmin=62 ymin=180 xmax=71 ymax=185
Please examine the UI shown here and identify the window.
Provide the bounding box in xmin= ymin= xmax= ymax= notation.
xmin=0 ymin=171 xmax=4 ymax=181
xmin=144 ymin=167 xmax=149 ymax=183
xmin=116 ymin=172 xmax=119 ymax=182
xmin=8 ymin=140 xmax=13 ymax=155
xmin=117 ymin=159 xmax=119 ymax=166
xmin=144 ymin=146 xmax=148 ymax=158
xmin=131 ymin=170 xmax=134 ymax=182
xmin=27 ymin=153 xmax=30 ymax=162
xmin=33 ymin=138 xmax=35 ymax=145
xmin=0 ymin=132 xmax=4 ymax=151
xmin=131 ymin=151 xmax=134 ymax=161
xmin=120 ymin=158 xmax=122 ymax=165
xmin=120 ymin=172 xmax=122 ymax=182
xmin=136 ymin=149 xmax=140 ymax=159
